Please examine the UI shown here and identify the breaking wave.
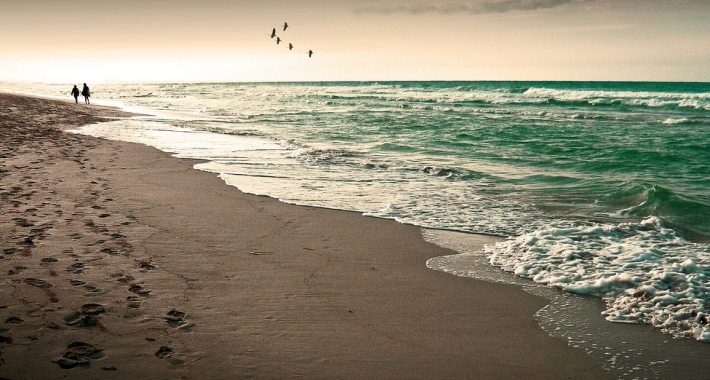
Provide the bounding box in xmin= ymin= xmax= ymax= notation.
xmin=484 ymin=217 xmax=710 ymax=341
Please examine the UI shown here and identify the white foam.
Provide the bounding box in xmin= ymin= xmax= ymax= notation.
xmin=662 ymin=117 xmax=688 ymax=125
xmin=70 ymin=119 xmax=285 ymax=160
xmin=484 ymin=217 xmax=710 ymax=341
xmin=523 ymin=87 xmax=710 ymax=109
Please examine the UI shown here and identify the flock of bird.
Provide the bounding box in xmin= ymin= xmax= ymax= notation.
xmin=270 ymin=22 xmax=313 ymax=58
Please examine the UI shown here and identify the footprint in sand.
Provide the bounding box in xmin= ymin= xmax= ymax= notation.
xmin=40 ymin=257 xmax=58 ymax=265
xmin=2 ymin=248 xmax=18 ymax=255
xmin=128 ymin=284 xmax=151 ymax=296
xmin=7 ymin=266 xmax=28 ymax=275
xmin=23 ymin=278 xmax=59 ymax=302
xmin=126 ymin=295 xmax=143 ymax=309
xmin=17 ymin=237 xmax=34 ymax=247
xmin=83 ymin=284 xmax=101 ymax=294
xmin=53 ymin=342 xmax=104 ymax=369
xmin=155 ymin=346 xmax=173 ymax=359
xmin=5 ymin=317 xmax=23 ymax=324
xmin=165 ymin=309 xmax=194 ymax=329
xmin=113 ymin=273 xmax=134 ymax=284
xmin=137 ymin=259 xmax=155 ymax=271
xmin=66 ymin=262 xmax=85 ymax=274
xmin=87 ymin=239 xmax=106 ymax=247
xmin=100 ymin=247 xmax=119 ymax=255
xmin=80 ymin=303 xmax=106 ymax=315
xmin=64 ymin=303 xmax=106 ymax=328
xmin=12 ymin=218 xmax=34 ymax=227
xmin=23 ymin=278 xmax=52 ymax=288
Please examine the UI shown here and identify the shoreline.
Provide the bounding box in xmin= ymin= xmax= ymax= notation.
xmin=0 ymin=93 xmax=612 ymax=379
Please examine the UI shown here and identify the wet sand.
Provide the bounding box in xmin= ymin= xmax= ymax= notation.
xmin=0 ymin=93 xmax=612 ymax=379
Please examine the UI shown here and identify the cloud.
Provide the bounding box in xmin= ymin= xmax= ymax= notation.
xmin=352 ymin=0 xmax=592 ymax=14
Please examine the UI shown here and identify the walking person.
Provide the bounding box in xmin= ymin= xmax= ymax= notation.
xmin=81 ymin=83 xmax=91 ymax=104
xmin=70 ymin=85 xmax=80 ymax=104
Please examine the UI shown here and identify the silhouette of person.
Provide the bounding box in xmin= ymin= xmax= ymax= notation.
xmin=71 ymin=85 xmax=80 ymax=104
xmin=81 ymin=83 xmax=90 ymax=104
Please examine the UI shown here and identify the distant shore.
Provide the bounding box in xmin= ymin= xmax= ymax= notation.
xmin=0 ymin=93 xmax=611 ymax=379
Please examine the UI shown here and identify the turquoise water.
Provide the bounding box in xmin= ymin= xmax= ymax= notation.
xmin=5 ymin=81 xmax=710 ymax=345
xmin=260 ymin=81 xmax=710 ymax=241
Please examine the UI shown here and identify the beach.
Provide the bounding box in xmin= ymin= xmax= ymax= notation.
xmin=0 ymin=92 xmax=614 ymax=378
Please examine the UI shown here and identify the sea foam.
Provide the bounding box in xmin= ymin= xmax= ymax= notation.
xmin=484 ymin=217 xmax=710 ymax=341
xmin=662 ymin=117 xmax=689 ymax=125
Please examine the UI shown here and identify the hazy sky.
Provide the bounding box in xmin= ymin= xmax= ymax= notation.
xmin=1 ymin=0 xmax=708 ymax=82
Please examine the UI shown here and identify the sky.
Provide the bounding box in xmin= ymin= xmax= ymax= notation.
xmin=0 ymin=0 xmax=708 ymax=83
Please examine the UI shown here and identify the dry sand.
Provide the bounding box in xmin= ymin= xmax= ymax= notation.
xmin=0 ymin=93 xmax=612 ymax=379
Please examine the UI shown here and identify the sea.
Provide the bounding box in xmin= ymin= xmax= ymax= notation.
xmin=3 ymin=81 xmax=710 ymax=379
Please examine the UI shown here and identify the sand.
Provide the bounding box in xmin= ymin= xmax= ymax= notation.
xmin=0 ymin=93 xmax=612 ymax=379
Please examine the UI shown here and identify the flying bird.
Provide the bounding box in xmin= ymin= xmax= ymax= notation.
xmin=267 ymin=23 xmax=314 ymax=58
